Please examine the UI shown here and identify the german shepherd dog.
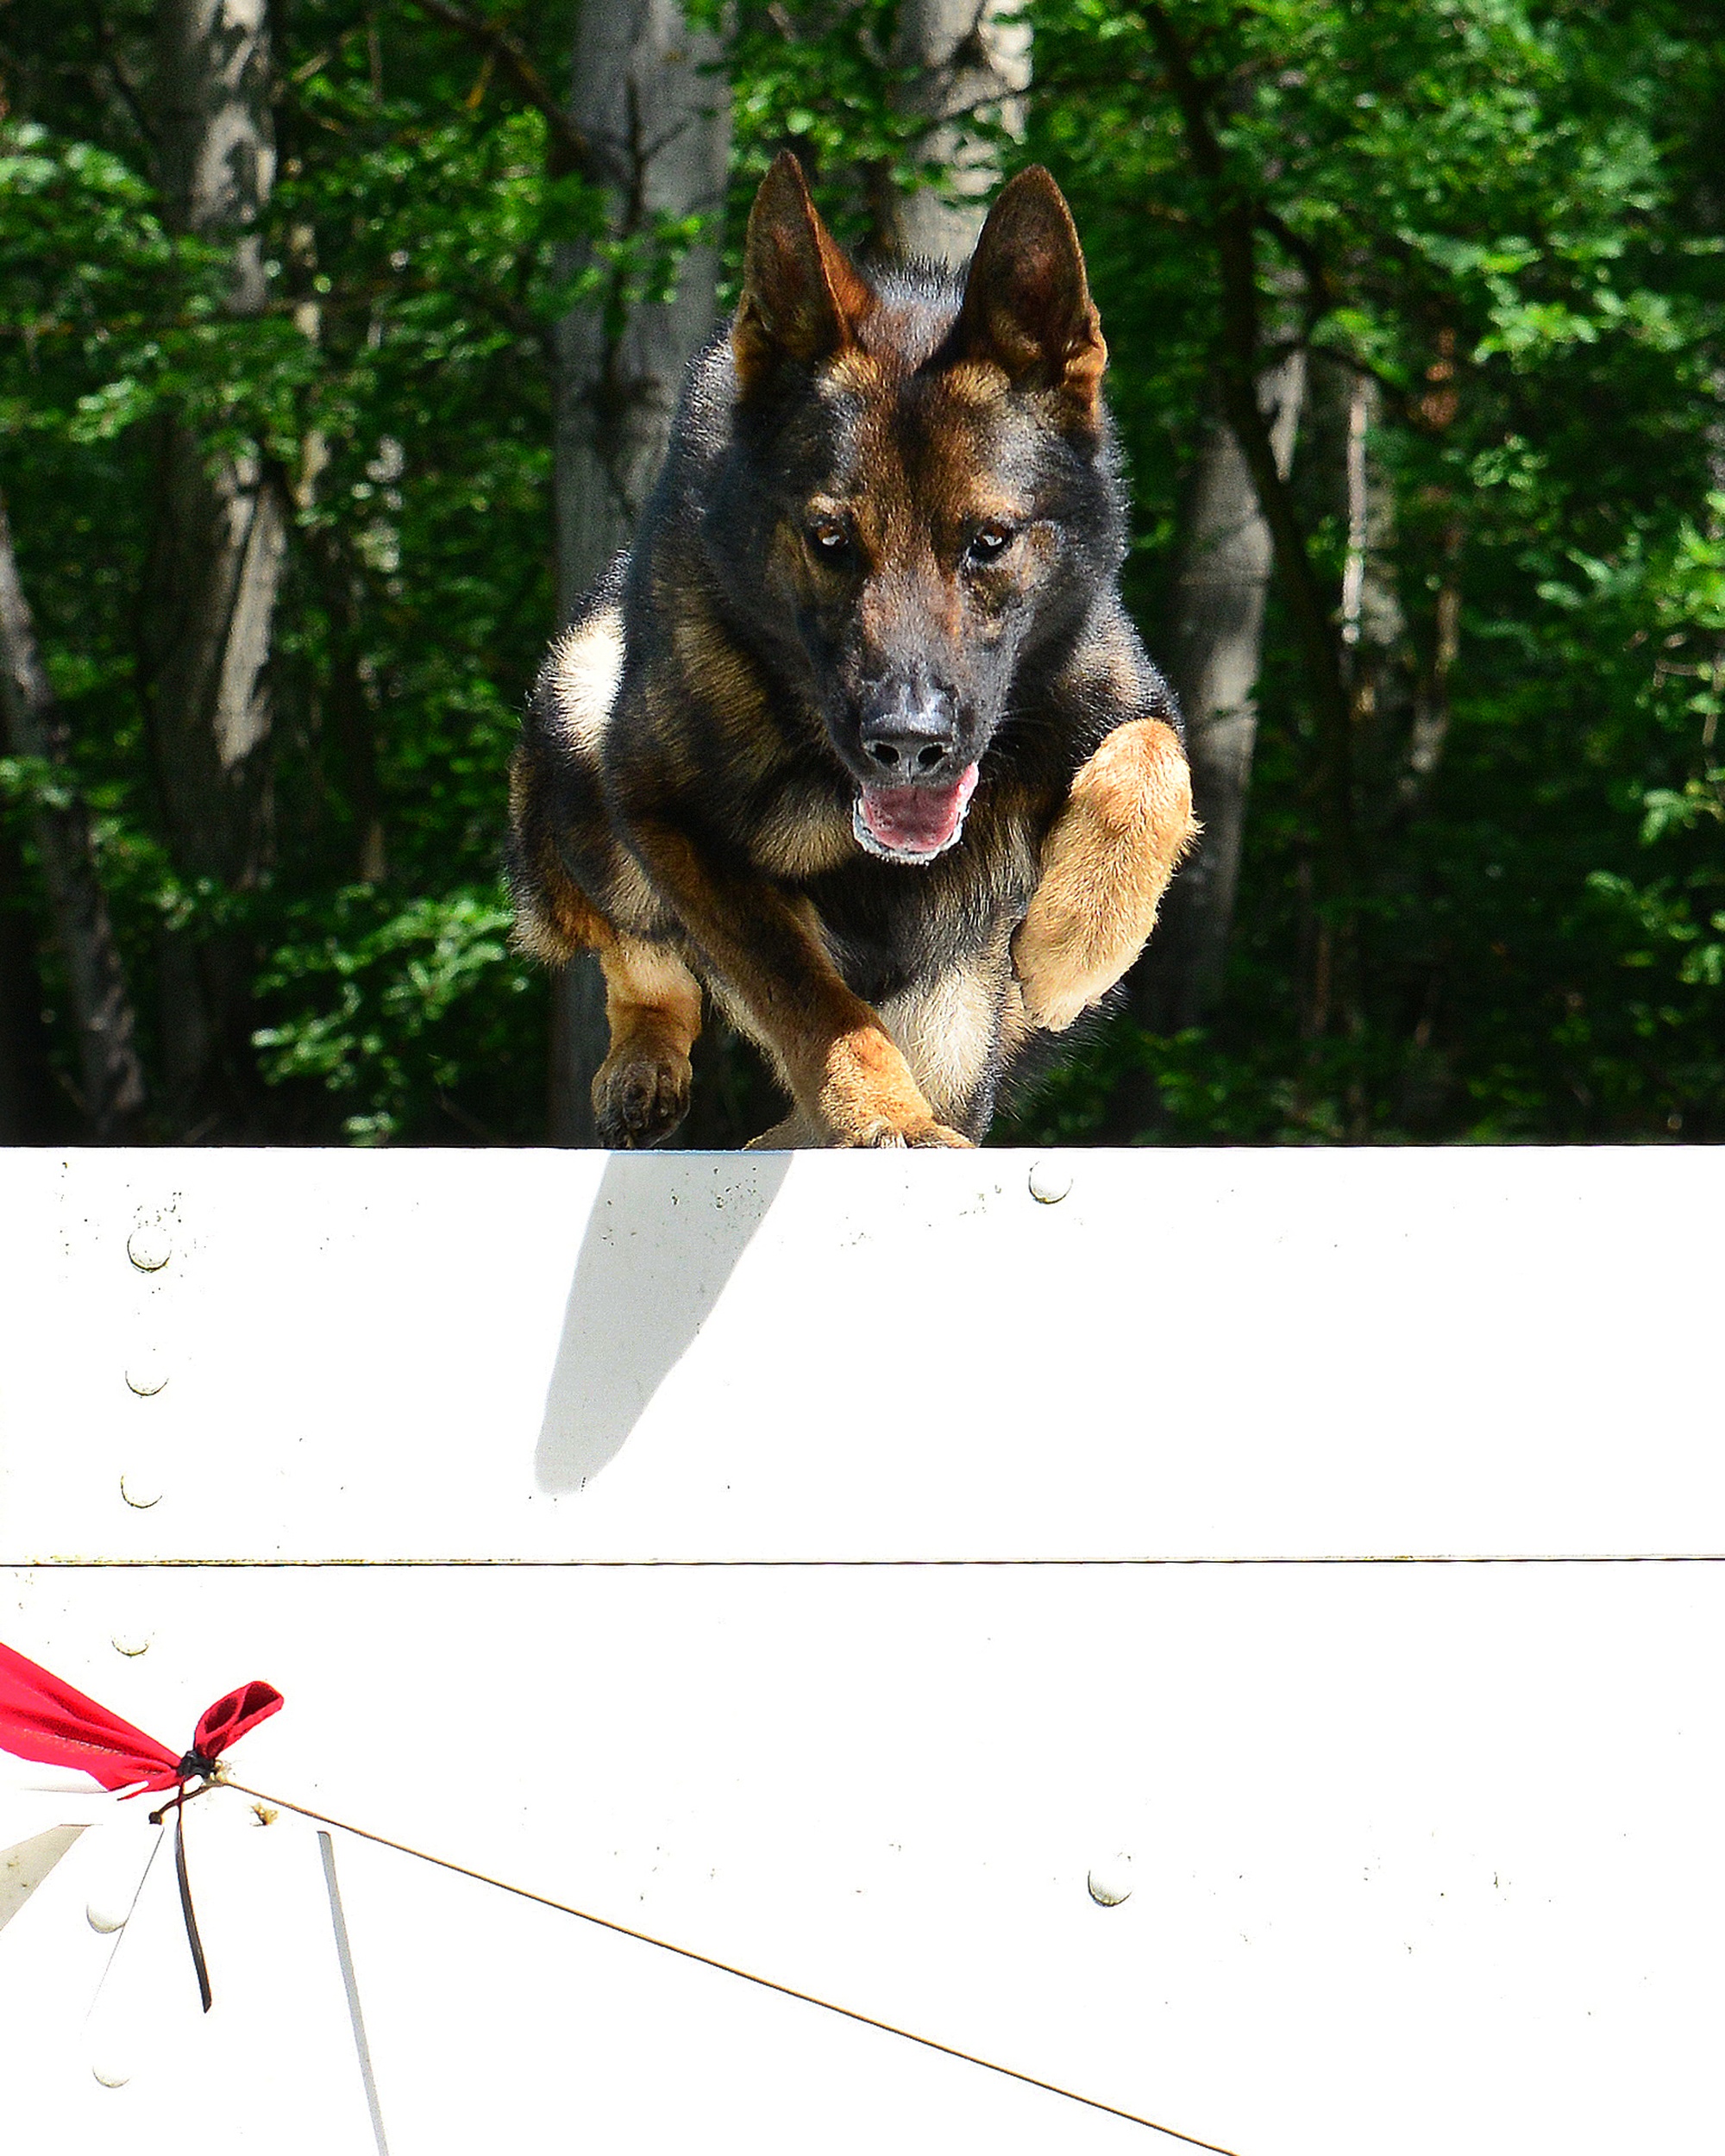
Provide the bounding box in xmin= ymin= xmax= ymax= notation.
xmin=509 ymin=155 xmax=1196 ymax=1148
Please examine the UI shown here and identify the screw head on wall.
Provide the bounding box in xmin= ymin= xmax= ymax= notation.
xmin=126 ymin=1222 xmax=172 ymax=1273
xmin=1087 ymin=1853 xmax=1133 ymax=1907
xmin=1028 ymin=1159 xmax=1073 ymax=1205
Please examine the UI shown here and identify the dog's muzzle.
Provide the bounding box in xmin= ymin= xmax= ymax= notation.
xmin=854 ymin=763 xmax=980 ymax=863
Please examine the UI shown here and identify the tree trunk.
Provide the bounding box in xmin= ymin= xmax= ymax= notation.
xmin=0 ymin=486 xmax=147 ymax=1139
xmin=1402 ymin=517 xmax=1459 ymax=810
xmin=304 ymin=525 xmax=389 ymax=886
xmin=141 ymin=0 xmax=286 ymax=1134
xmin=1400 ymin=331 xmax=1465 ymax=812
xmin=1130 ymin=352 xmax=1306 ymax=1036
xmin=1145 ymin=6 xmax=1359 ymax=1036
xmin=546 ymin=0 xmax=730 ymax=1143
xmin=1314 ymin=358 xmax=1412 ymax=815
xmin=1336 ymin=372 xmax=1403 ymax=664
xmin=878 ymin=0 xmax=1032 ymax=266
xmin=0 ymin=821 xmax=62 ymax=1143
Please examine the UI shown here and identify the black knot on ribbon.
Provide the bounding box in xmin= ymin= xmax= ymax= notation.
xmin=0 ymin=1642 xmax=284 ymax=2015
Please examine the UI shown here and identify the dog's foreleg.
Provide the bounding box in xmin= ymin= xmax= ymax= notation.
xmin=509 ymin=752 xmax=703 ymax=1148
xmin=631 ymin=824 xmax=972 ymax=1148
xmin=743 ymin=1106 xmax=827 ymax=1150
xmin=592 ymin=937 xmax=703 ymax=1148
xmin=1012 ymin=718 xmax=1199 ymax=1032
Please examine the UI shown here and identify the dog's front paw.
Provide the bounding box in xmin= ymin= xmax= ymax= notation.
xmin=593 ymin=1048 xmax=693 ymax=1148
xmin=1011 ymin=917 xmax=1112 ymax=1034
xmin=1013 ymin=718 xmax=1199 ymax=1032
xmin=817 ymin=1025 xmax=973 ymax=1148
xmin=850 ymin=1113 xmax=974 ymax=1150
xmin=1013 ymin=970 xmax=1094 ymax=1035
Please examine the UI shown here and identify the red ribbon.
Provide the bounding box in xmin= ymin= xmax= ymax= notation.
xmin=0 ymin=1640 xmax=281 ymax=1795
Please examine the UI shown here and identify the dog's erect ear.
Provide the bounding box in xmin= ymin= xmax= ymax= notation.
xmin=733 ymin=154 xmax=873 ymax=391
xmin=951 ymin=167 xmax=1106 ymax=412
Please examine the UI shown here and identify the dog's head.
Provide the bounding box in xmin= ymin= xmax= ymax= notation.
xmin=716 ymin=155 xmax=1120 ymax=866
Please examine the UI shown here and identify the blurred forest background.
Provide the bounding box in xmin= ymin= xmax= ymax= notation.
xmin=1 ymin=0 xmax=1722 ymax=1149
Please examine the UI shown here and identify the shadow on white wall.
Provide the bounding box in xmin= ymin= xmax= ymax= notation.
xmin=535 ymin=1151 xmax=792 ymax=1491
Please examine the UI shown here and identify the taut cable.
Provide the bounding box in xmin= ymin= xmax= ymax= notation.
xmin=220 ymin=1779 xmax=1242 ymax=2155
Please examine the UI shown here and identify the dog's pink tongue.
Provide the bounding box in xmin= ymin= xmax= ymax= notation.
xmin=859 ymin=764 xmax=978 ymax=855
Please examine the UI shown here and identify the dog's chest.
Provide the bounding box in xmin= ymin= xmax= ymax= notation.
xmin=808 ymin=830 xmax=1038 ymax=1006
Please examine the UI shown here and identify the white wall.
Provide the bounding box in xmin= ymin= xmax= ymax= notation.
xmin=1 ymin=1150 xmax=1720 ymax=2153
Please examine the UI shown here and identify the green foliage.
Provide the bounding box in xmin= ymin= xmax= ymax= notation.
xmin=717 ymin=0 xmax=932 ymax=250
xmin=1 ymin=0 xmax=570 ymax=1141
xmin=254 ymin=888 xmax=537 ymax=1144
xmin=0 ymin=0 xmax=1721 ymax=1144
xmin=994 ymin=0 xmax=1725 ymax=1144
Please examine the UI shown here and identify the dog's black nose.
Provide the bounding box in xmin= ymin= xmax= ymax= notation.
xmin=858 ymin=686 xmax=960 ymax=780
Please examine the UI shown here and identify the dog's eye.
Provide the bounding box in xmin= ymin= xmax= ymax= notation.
xmin=808 ymin=523 xmax=852 ymax=561
xmin=967 ymin=523 xmax=1015 ymax=564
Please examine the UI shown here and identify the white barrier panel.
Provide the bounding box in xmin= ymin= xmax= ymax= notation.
xmin=0 ymin=1148 xmax=1720 ymax=1563
xmin=1 ymin=1562 xmax=1720 ymax=2155
xmin=1 ymin=1149 xmax=1721 ymax=2155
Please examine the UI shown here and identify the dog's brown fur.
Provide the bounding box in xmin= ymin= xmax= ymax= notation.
xmin=1013 ymin=718 xmax=1197 ymax=1032
xmin=510 ymin=158 xmax=1197 ymax=1147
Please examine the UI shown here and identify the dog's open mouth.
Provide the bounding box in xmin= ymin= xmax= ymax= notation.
xmin=853 ymin=764 xmax=979 ymax=864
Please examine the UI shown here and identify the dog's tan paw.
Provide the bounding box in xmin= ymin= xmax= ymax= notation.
xmin=593 ymin=1048 xmax=693 ymax=1149
xmin=1019 ymin=988 xmax=1092 ymax=1034
xmin=813 ymin=1024 xmax=970 ymax=1148
xmin=1011 ymin=912 xmax=1121 ymax=1033
xmin=1013 ymin=718 xmax=1198 ymax=1033
xmin=1013 ymin=954 xmax=1100 ymax=1035
xmin=744 ymin=1108 xmax=827 ymax=1150
xmin=848 ymin=1114 xmax=973 ymax=1150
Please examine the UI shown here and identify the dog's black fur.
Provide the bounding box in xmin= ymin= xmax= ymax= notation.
xmin=509 ymin=155 xmax=1195 ymax=1148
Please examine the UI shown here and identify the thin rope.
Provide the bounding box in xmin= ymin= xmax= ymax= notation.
xmin=219 ymin=1780 xmax=1240 ymax=2154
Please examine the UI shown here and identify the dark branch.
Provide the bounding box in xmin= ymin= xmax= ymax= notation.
xmin=1252 ymin=203 xmax=1338 ymax=343
xmin=398 ymin=0 xmax=599 ymax=181
xmin=85 ymin=1 xmax=157 ymax=149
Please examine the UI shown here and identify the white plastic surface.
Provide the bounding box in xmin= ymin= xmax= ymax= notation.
xmin=1 ymin=1147 xmax=1720 ymax=1562
xmin=0 ymin=1147 xmax=1720 ymax=2154
xmin=1 ymin=1560 xmax=1720 ymax=2155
